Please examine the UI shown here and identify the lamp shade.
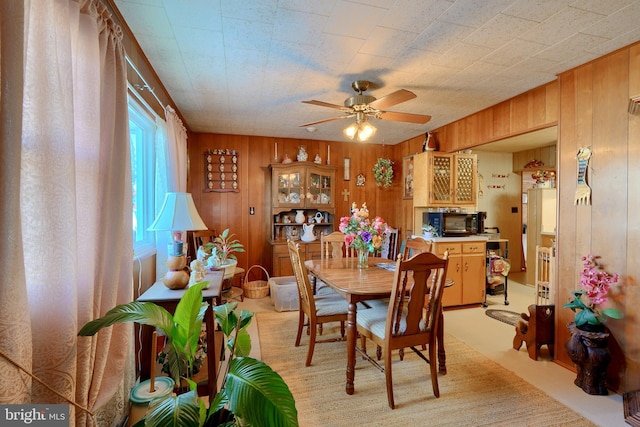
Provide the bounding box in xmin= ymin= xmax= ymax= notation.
xmin=148 ymin=192 xmax=208 ymax=231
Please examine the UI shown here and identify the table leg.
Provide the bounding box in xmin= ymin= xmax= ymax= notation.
xmin=205 ymin=301 xmax=217 ymax=402
xmin=437 ymin=310 xmax=446 ymax=374
xmin=345 ymin=300 xmax=357 ymax=395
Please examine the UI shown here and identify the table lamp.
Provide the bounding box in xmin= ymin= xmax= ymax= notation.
xmin=148 ymin=192 xmax=207 ymax=289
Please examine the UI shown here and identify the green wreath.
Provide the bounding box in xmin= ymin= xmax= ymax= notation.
xmin=373 ymin=158 xmax=393 ymax=188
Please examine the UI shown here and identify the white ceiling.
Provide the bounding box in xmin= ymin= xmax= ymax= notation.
xmin=114 ymin=0 xmax=640 ymax=146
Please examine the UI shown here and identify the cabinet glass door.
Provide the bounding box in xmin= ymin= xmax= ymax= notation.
xmin=306 ymin=170 xmax=332 ymax=207
xmin=275 ymin=170 xmax=303 ymax=207
xmin=431 ymin=154 xmax=452 ymax=203
xmin=454 ymin=155 xmax=476 ymax=205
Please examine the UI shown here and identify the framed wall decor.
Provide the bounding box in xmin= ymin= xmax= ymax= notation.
xmin=403 ymin=155 xmax=414 ymax=199
xmin=343 ymin=157 xmax=351 ymax=181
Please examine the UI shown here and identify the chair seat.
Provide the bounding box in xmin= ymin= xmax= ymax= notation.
xmin=357 ymin=304 xmax=424 ymax=340
xmin=315 ymin=293 xmax=349 ymax=316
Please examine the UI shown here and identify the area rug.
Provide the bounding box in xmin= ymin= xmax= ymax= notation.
xmin=257 ymin=311 xmax=595 ymax=427
xmin=485 ymin=309 xmax=522 ymax=326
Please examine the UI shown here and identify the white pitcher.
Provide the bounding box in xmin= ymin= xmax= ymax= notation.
xmin=301 ymin=223 xmax=316 ymax=242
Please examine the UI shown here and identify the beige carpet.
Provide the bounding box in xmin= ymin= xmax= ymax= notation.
xmin=257 ymin=311 xmax=596 ymax=427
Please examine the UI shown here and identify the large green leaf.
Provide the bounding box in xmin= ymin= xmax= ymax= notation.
xmin=214 ymin=303 xmax=239 ymax=336
xmin=229 ymin=329 xmax=252 ymax=357
xmin=145 ymin=390 xmax=204 ymax=427
xmin=223 ymin=357 xmax=298 ymax=427
xmin=78 ymin=302 xmax=174 ymax=337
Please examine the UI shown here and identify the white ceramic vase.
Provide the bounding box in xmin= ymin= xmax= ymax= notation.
xmin=295 ymin=210 xmax=305 ymax=224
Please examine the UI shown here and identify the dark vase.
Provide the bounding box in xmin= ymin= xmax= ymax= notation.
xmin=565 ymin=321 xmax=610 ymax=395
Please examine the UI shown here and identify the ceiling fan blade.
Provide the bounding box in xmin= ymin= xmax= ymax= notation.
xmin=378 ymin=111 xmax=431 ymax=124
xmin=368 ymin=89 xmax=416 ymax=110
xmin=299 ymin=116 xmax=347 ymax=127
xmin=302 ymin=100 xmax=349 ymax=111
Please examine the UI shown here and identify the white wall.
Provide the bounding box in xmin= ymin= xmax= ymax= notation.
xmin=475 ymin=151 xmax=524 ymax=271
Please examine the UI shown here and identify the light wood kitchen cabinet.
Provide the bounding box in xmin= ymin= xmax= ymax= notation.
xmin=413 ymin=152 xmax=477 ymax=208
xmin=270 ymin=162 xmax=335 ymax=276
xmin=433 ymin=240 xmax=486 ymax=307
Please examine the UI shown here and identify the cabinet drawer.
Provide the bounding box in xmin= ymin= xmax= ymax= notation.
xmin=434 ymin=243 xmax=461 ymax=256
xmin=463 ymin=242 xmax=485 ymax=254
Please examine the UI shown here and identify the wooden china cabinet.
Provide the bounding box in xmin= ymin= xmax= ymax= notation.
xmin=269 ymin=162 xmax=336 ymax=276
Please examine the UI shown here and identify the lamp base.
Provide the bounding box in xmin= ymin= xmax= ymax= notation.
xmin=164 ymin=255 xmax=190 ymax=289
xmin=163 ymin=270 xmax=190 ymax=289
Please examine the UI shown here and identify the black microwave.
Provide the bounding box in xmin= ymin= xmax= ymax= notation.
xmin=425 ymin=212 xmax=486 ymax=237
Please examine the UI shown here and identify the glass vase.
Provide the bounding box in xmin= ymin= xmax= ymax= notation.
xmin=357 ymin=248 xmax=369 ymax=269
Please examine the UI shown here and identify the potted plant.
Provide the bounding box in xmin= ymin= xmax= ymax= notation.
xmin=205 ymin=228 xmax=245 ymax=280
xmin=78 ymin=281 xmax=298 ymax=426
xmin=421 ymin=224 xmax=439 ymax=240
xmin=563 ymin=254 xmax=623 ymax=330
xmin=562 ymin=254 xmax=623 ymax=395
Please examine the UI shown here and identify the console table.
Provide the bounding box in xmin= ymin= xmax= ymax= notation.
xmin=137 ymin=271 xmax=224 ymax=402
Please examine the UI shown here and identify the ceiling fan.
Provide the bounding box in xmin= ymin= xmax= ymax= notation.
xmin=299 ymin=80 xmax=432 ymax=129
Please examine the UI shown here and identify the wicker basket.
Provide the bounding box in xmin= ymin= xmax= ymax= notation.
xmin=243 ymin=265 xmax=270 ymax=299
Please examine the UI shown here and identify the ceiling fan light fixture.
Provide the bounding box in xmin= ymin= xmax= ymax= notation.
xmin=358 ymin=121 xmax=377 ymax=142
xmin=343 ymin=123 xmax=358 ymax=139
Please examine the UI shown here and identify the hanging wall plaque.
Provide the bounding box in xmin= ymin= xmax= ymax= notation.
xmin=204 ymin=149 xmax=239 ymax=192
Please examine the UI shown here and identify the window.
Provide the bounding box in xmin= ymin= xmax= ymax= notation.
xmin=129 ymin=97 xmax=157 ymax=257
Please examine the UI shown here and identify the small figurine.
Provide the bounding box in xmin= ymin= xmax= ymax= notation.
xmin=314 ymin=154 xmax=322 ymax=164
xmin=189 ymin=259 xmax=206 ymax=285
xmin=282 ymin=153 xmax=292 ymax=164
xmin=297 ymin=146 xmax=308 ymax=162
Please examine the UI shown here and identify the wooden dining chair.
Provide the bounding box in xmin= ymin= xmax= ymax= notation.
xmin=380 ymin=227 xmax=399 ymax=260
xmin=192 ymin=229 xmax=216 ymax=251
xmin=400 ymin=236 xmax=432 ymax=258
xmin=320 ymin=231 xmax=349 ymax=260
xmin=356 ymin=251 xmax=449 ymax=409
xmin=287 ymin=239 xmax=349 ymax=366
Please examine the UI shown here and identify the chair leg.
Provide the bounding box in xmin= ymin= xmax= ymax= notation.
xmin=340 ymin=321 xmax=345 ymax=338
xmin=306 ymin=320 xmax=317 ymax=367
xmin=295 ymin=310 xmax=304 ymax=347
xmin=384 ymin=347 xmax=395 ymax=409
xmin=429 ymin=341 xmax=440 ymax=398
xmin=359 ymin=335 xmax=367 ymax=359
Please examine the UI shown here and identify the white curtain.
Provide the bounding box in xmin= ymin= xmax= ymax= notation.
xmin=0 ymin=1 xmax=134 ymax=426
xmin=165 ymin=105 xmax=188 ymax=193
xmin=155 ymin=106 xmax=188 ymax=279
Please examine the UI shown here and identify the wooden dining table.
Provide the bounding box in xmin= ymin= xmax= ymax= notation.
xmin=305 ymin=256 xmax=451 ymax=395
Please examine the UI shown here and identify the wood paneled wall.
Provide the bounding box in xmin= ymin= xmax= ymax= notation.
xmin=554 ymin=43 xmax=640 ymax=392
xmin=435 ymin=81 xmax=558 ymax=153
xmin=187 ymin=134 xmax=425 ymax=274
xmin=426 ymin=42 xmax=640 ymax=392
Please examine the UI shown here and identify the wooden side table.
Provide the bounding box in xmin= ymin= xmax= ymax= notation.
xmin=137 ymin=271 xmax=224 ymax=402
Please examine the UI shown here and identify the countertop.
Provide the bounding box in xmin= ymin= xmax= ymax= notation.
xmin=413 ymin=235 xmax=490 ymax=242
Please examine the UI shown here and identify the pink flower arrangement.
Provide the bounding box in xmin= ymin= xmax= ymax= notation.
xmin=339 ymin=202 xmax=388 ymax=253
xmin=563 ymin=254 xmax=623 ymax=327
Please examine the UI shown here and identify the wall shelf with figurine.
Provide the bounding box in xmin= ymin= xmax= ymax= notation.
xmin=204 ymin=149 xmax=239 ymax=192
